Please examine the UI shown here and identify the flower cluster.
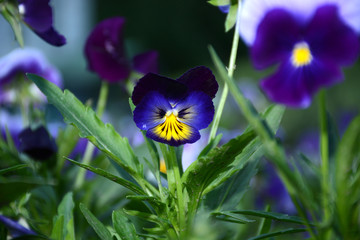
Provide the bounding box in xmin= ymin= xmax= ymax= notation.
xmin=132 ymin=66 xmax=218 ymax=146
xmin=238 ymin=0 xmax=360 ymax=107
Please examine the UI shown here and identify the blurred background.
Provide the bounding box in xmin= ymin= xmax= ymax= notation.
xmin=1 ymin=0 xmax=359 ymax=157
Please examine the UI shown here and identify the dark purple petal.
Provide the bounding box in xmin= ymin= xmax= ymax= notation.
xmin=33 ymin=27 xmax=66 ymax=47
xmin=18 ymin=0 xmax=52 ymax=32
xmin=84 ymin=17 xmax=130 ymax=82
xmin=176 ymin=66 xmax=218 ymax=99
xmin=133 ymin=91 xmax=171 ymax=130
xmin=306 ymin=4 xmax=360 ymax=66
xmin=146 ymin=123 xmax=200 ymax=147
xmin=132 ymin=73 xmax=187 ymax=106
xmin=18 ymin=126 xmax=57 ymax=161
xmin=251 ymin=8 xmax=301 ymax=70
xmin=175 ymin=91 xmax=215 ymax=130
xmin=0 ymin=215 xmax=36 ymax=237
xmin=261 ymin=58 xmax=343 ymax=108
xmin=133 ymin=50 xmax=159 ymax=74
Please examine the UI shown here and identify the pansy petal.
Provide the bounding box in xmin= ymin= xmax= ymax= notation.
xmin=238 ymin=0 xmax=360 ymax=46
xmin=18 ymin=0 xmax=52 ymax=32
xmin=133 ymin=91 xmax=172 ymax=130
xmin=132 ymin=73 xmax=187 ymax=106
xmin=251 ymin=8 xmax=300 ymax=69
xmin=174 ymin=91 xmax=215 ymax=130
xmin=84 ymin=17 xmax=130 ymax=82
xmin=147 ymin=122 xmax=200 ymax=147
xmin=176 ymin=66 xmax=218 ymax=99
xmin=306 ymin=4 xmax=360 ymax=66
xmin=0 ymin=215 xmax=36 ymax=237
xmin=133 ymin=50 xmax=159 ymax=74
xmin=261 ymin=58 xmax=343 ymax=108
xmin=0 ymin=48 xmax=63 ymax=87
xmin=219 ymin=5 xmax=230 ymax=13
xmin=33 ymin=27 xmax=66 ymax=47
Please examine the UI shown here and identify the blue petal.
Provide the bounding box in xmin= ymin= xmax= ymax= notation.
xmin=174 ymin=91 xmax=215 ymax=130
xmin=0 ymin=215 xmax=36 ymax=237
xmin=133 ymin=91 xmax=172 ymax=130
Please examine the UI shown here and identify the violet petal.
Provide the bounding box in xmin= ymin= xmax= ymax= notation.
xmin=84 ymin=17 xmax=130 ymax=82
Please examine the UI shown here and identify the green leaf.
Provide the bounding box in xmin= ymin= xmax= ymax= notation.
xmin=208 ymin=0 xmax=230 ymax=6
xmin=225 ymin=3 xmax=238 ymax=32
xmin=230 ymin=210 xmax=310 ymax=225
xmin=112 ymin=210 xmax=140 ymax=240
xmin=335 ymin=115 xmax=360 ymax=238
xmin=27 ymin=74 xmax=140 ymax=176
xmin=211 ymin=211 xmax=255 ymax=224
xmin=257 ymin=206 xmax=272 ymax=235
xmin=80 ymin=203 xmax=112 ymax=240
xmin=51 ymin=215 xmax=64 ymax=240
xmin=51 ymin=192 xmax=75 ymax=240
xmin=66 ymin=158 xmax=145 ymax=195
xmin=0 ymin=222 xmax=8 ymax=240
xmin=1 ymin=2 xmax=24 ymax=47
xmin=248 ymin=228 xmax=307 ymax=240
xmin=0 ymin=164 xmax=28 ymax=175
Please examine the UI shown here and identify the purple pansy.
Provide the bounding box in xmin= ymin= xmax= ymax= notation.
xmin=238 ymin=0 xmax=360 ymax=107
xmin=18 ymin=0 xmax=66 ymax=46
xmin=18 ymin=126 xmax=57 ymax=161
xmin=132 ymin=66 xmax=218 ymax=146
xmin=85 ymin=17 xmax=158 ymax=82
xmin=0 ymin=48 xmax=63 ymax=104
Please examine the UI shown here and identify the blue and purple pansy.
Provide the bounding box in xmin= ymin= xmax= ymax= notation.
xmin=132 ymin=66 xmax=218 ymax=146
xmin=17 ymin=0 xmax=66 ymax=46
xmin=238 ymin=0 xmax=360 ymax=108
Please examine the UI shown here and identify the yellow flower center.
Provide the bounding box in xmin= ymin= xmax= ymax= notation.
xmin=153 ymin=111 xmax=191 ymax=141
xmin=291 ymin=42 xmax=313 ymax=67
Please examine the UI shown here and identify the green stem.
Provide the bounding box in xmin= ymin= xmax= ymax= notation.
xmin=74 ymin=81 xmax=109 ymax=190
xmin=319 ymin=90 xmax=331 ymax=237
xmin=208 ymin=19 xmax=240 ymax=142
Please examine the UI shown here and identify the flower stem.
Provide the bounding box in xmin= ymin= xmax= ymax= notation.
xmin=319 ymin=90 xmax=331 ymax=237
xmin=208 ymin=17 xmax=240 ymax=142
xmin=74 ymin=81 xmax=109 ymax=190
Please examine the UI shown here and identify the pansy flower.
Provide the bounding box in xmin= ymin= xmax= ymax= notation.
xmin=85 ymin=17 xmax=158 ymax=83
xmin=18 ymin=0 xmax=66 ymax=46
xmin=132 ymin=66 xmax=218 ymax=146
xmin=0 ymin=48 xmax=63 ymax=104
xmin=238 ymin=0 xmax=360 ymax=107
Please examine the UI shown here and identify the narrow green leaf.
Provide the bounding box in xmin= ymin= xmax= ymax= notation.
xmin=51 ymin=192 xmax=75 ymax=240
xmin=231 ymin=210 xmax=310 ymax=225
xmin=335 ymin=115 xmax=360 ymax=238
xmin=212 ymin=211 xmax=255 ymax=224
xmin=50 ymin=215 xmax=64 ymax=240
xmin=0 ymin=164 xmax=28 ymax=175
xmin=66 ymin=158 xmax=145 ymax=195
xmin=248 ymin=228 xmax=307 ymax=240
xmin=225 ymin=4 xmax=238 ymax=32
xmin=123 ymin=209 xmax=170 ymax=226
xmin=80 ymin=203 xmax=112 ymax=240
xmin=27 ymin=73 xmax=140 ymax=176
xmin=112 ymin=210 xmax=140 ymax=240
xmin=208 ymin=0 xmax=230 ymax=6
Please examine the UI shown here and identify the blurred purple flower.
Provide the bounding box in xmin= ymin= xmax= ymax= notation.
xmin=0 ymin=48 xmax=63 ymax=104
xmin=0 ymin=110 xmax=23 ymax=147
xmin=0 ymin=215 xmax=36 ymax=237
xmin=238 ymin=0 xmax=360 ymax=108
xmin=18 ymin=0 xmax=66 ymax=46
xmin=18 ymin=126 xmax=57 ymax=161
xmin=256 ymin=163 xmax=296 ymax=214
xmin=219 ymin=5 xmax=230 ymax=13
xmin=85 ymin=17 xmax=158 ymax=83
